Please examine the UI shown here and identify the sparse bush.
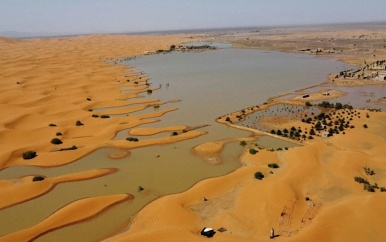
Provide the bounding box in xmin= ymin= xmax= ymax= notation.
xmin=138 ymin=186 xmax=144 ymax=191
xmin=364 ymin=183 xmax=375 ymax=192
xmin=56 ymin=132 xmax=62 ymax=136
xmin=305 ymin=197 xmax=310 ymax=201
xmin=88 ymin=109 xmax=93 ymax=112
xmin=23 ymin=151 xmax=37 ymax=160
xmin=59 ymin=145 xmax=77 ymax=151
xmin=249 ymin=148 xmax=258 ymax=155
xmin=363 ymin=124 xmax=368 ymax=128
xmin=49 ymin=123 xmax=57 ymax=127
xmin=171 ymin=131 xmax=178 ymax=136
xmin=268 ymin=163 xmax=280 ymax=169
xmin=100 ymin=115 xmax=110 ymax=118
xmin=147 ymin=89 xmax=153 ymax=94
xmin=51 ymin=138 xmax=63 ymax=145
xmin=225 ymin=117 xmax=231 ymax=122
xmin=86 ymin=98 xmax=91 ymax=101
xmin=92 ymin=114 xmax=99 ymax=118
xmin=354 ymin=176 xmax=369 ymax=184
xmin=305 ymin=101 xmax=312 ymax=106
xmin=126 ymin=137 xmax=139 ymax=142
xmin=32 ymin=176 xmax=45 ymax=182
xmin=240 ymin=141 xmax=247 ymax=146
xmin=75 ymin=120 xmax=84 ymax=126
xmin=254 ymin=172 xmax=264 ymax=180
xmin=381 ymin=187 xmax=386 ymax=192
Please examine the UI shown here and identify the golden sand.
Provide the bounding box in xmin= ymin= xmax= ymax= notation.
xmin=1 ymin=25 xmax=386 ymax=241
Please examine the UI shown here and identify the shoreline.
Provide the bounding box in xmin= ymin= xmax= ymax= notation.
xmin=1 ymin=24 xmax=386 ymax=241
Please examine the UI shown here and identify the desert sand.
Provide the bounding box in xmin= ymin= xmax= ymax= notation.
xmin=1 ymin=24 xmax=386 ymax=241
xmin=106 ymin=25 xmax=386 ymax=242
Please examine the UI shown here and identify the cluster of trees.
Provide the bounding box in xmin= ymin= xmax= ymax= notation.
xmin=316 ymin=101 xmax=353 ymax=110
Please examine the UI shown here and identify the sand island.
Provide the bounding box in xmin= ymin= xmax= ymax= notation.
xmin=1 ymin=23 xmax=386 ymax=242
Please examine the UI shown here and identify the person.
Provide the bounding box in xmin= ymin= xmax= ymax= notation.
xmin=270 ymin=228 xmax=275 ymax=239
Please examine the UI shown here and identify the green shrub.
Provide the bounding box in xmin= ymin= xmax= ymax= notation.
xmin=88 ymin=109 xmax=93 ymax=112
xmin=240 ymin=141 xmax=247 ymax=146
xmin=305 ymin=101 xmax=312 ymax=106
xmin=56 ymin=132 xmax=62 ymax=136
xmin=51 ymin=138 xmax=63 ymax=145
xmin=86 ymin=98 xmax=91 ymax=101
xmin=305 ymin=197 xmax=310 ymax=201
xmin=100 ymin=115 xmax=110 ymax=118
xmin=126 ymin=137 xmax=139 ymax=142
xmin=364 ymin=183 xmax=375 ymax=192
xmin=268 ymin=163 xmax=280 ymax=169
xmin=225 ymin=117 xmax=231 ymax=122
xmin=147 ymin=89 xmax=153 ymax=94
xmin=32 ymin=176 xmax=45 ymax=182
xmin=380 ymin=187 xmax=386 ymax=192
xmin=171 ymin=131 xmax=178 ymax=136
xmin=138 ymin=186 xmax=144 ymax=191
xmin=75 ymin=120 xmax=84 ymax=126
xmin=48 ymin=123 xmax=57 ymax=127
xmin=23 ymin=151 xmax=37 ymax=160
xmin=249 ymin=148 xmax=258 ymax=155
xmin=92 ymin=114 xmax=99 ymax=118
xmin=254 ymin=172 xmax=264 ymax=180
xmin=354 ymin=176 xmax=369 ymax=184
xmin=59 ymin=145 xmax=77 ymax=151
xmin=363 ymin=124 xmax=368 ymax=128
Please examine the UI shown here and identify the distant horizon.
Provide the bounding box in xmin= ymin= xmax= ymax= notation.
xmin=2 ymin=20 xmax=386 ymax=39
xmin=1 ymin=0 xmax=386 ymax=39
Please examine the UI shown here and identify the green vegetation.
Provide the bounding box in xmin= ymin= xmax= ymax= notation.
xmin=32 ymin=176 xmax=45 ymax=182
xmin=249 ymin=148 xmax=258 ymax=155
xmin=364 ymin=183 xmax=376 ymax=192
xmin=381 ymin=187 xmax=386 ymax=192
xmin=363 ymin=124 xmax=368 ymax=128
xmin=354 ymin=176 xmax=369 ymax=184
xmin=240 ymin=141 xmax=247 ymax=146
xmin=48 ymin=123 xmax=57 ymax=127
xmin=171 ymin=131 xmax=178 ymax=136
xmin=51 ymin=138 xmax=63 ymax=145
xmin=138 ymin=186 xmax=144 ymax=192
xmin=56 ymin=132 xmax=62 ymax=136
xmin=59 ymin=145 xmax=77 ymax=151
xmin=126 ymin=137 xmax=139 ymax=142
xmin=86 ymin=98 xmax=91 ymax=101
xmin=92 ymin=114 xmax=99 ymax=118
xmin=100 ymin=115 xmax=110 ymax=118
xmin=147 ymin=89 xmax=153 ymax=94
xmin=268 ymin=163 xmax=280 ymax=169
xmin=364 ymin=166 xmax=375 ymax=176
xmin=254 ymin=172 xmax=264 ymax=180
xmin=22 ymin=151 xmax=37 ymax=160
xmin=225 ymin=117 xmax=231 ymax=122
xmin=75 ymin=120 xmax=84 ymax=126
xmin=88 ymin=109 xmax=93 ymax=112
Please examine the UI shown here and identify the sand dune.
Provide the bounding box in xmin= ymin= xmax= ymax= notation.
xmin=0 ymin=194 xmax=132 ymax=242
xmin=0 ymin=168 xmax=116 ymax=209
xmin=108 ymin=111 xmax=386 ymax=241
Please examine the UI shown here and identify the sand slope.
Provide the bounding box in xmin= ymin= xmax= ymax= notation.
xmin=108 ymin=111 xmax=386 ymax=241
xmin=0 ymin=194 xmax=132 ymax=242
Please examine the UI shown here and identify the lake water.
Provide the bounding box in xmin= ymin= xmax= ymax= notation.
xmin=0 ymin=45 xmax=355 ymax=242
